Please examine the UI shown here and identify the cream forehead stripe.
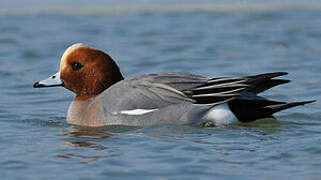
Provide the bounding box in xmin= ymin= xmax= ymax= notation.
xmin=59 ymin=43 xmax=90 ymax=71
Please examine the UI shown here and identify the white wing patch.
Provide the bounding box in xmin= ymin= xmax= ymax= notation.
xmin=120 ymin=109 xmax=158 ymax=115
xmin=203 ymin=103 xmax=237 ymax=125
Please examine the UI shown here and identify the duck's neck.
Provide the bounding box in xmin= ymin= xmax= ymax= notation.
xmin=66 ymin=97 xmax=105 ymax=127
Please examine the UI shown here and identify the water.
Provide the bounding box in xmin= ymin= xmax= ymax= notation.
xmin=1 ymin=1 xmax=321 ymax=179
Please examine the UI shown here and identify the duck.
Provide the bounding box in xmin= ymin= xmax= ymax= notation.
xmin=33 ymin=43 xmax=315 ymax=127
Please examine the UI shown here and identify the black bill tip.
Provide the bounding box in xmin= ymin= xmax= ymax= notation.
xmin=33 ymin=81 xmax=44 ymax=88
xmin=33 ymin=81 xmax=63 ymax=88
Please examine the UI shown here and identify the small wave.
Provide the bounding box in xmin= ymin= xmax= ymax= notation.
xmin=279 ymin=112 xmax=318 ymax=121
xmin=0 ymin=160 xmax=29 ymax=169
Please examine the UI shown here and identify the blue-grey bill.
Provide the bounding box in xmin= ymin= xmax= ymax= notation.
xmin=33 ymin=72 xmax=63 ymax=88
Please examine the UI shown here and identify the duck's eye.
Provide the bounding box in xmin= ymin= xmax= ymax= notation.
xmin=71 ymin=62 xmax=83 ymax=71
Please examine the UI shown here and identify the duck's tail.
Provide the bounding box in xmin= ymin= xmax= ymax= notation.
xmin=228 ymin=99 xmax=315 ymax=122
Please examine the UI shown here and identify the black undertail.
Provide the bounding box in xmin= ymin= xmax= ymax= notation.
xmin=228 ymin=99 xmax=315 ymax=122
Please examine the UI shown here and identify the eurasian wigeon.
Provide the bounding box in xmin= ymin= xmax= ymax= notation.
xmin=34 ymin=43 xmax=315 ymax=127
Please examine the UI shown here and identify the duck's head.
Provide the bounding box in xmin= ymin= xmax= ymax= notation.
xmin=34 ymin=43 xmax=124 ymax=100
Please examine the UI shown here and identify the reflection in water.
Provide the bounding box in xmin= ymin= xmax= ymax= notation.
xmin=56 ymin=125 xmax=140 ymax=164
xmin=56 ymin=153 xmax=104 ymax=165
xmin=62 ymin=141 xmax=108 ymax=150
xmin=55 ymin=125 xmax=211 ymax=164
xmin=60 ymin=125 xmax=140 ymax=138
xmin=57 ymin=127 xmax=114 ymax=164
xmin=60 ymin=128 xmax=113 ymax=138
xmin=237 ymin=117 xmax=283 ymax=132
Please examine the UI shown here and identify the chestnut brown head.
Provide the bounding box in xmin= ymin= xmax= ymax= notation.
xmin=34 ymin=43 xmax=124 ymax=100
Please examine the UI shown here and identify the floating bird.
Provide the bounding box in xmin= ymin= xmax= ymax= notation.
xmin=34 ymin=43 xmax=315 ymax=127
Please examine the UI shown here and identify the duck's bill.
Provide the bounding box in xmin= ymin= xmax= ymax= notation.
xmin=33 ymin=72 xmax=63 ymax=88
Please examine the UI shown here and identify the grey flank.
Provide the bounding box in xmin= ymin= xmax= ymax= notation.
xmin=98 ymin=73 xmax=213 ymax=126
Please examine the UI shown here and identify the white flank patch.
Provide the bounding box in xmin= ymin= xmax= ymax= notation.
xmin=120 ymin=109 xmax=158 ymax=115
xmin=203 ymin=103 xmax=237 ymax=125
